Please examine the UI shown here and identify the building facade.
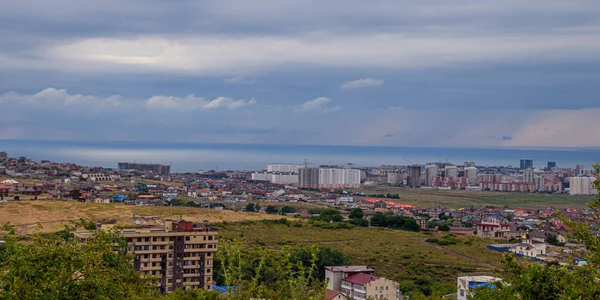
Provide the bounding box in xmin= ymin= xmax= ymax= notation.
xmin=267 ymin=164 xmax=303 ymax=173
xmin=408 ymin=165 xmax=421 ymax=187
xmin=520 ymin=159 xmax=534 ymax=170
xmin=569 ymin=177 xmax=598 ymax=195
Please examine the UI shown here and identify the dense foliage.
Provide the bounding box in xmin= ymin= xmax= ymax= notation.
xmin=370 ymin=212 xmax=420 ymax=231
xmin=0 ymin=222 xmax=156 ymax=300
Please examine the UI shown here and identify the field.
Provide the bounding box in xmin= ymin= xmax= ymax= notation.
xmin=0 ymin=200 xmax=283 ymax=235
xmin=217 ymin=221 xmax=504 ymax=292
xmin=357 ymin=186 xmax=593 ymax=209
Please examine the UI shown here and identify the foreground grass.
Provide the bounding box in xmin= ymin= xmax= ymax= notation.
xmin=217 ymin=221 xmax=503 ymax=294
xmin=357 ymin=186 xmax=593 ymax=209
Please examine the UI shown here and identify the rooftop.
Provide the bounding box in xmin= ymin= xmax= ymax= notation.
xmin=325 ymin=265 xmax=374 ymax=273
xmin=342 ymin=273 xmax=379 ymax=285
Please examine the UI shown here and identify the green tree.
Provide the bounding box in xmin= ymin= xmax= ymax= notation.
xmin=348 ymin=208 xmax=364 ymax=220
xmin=0 ymin=223 xmax=156 ymax=299
xmin=289 ymin=247 xmax=352 ymax=279
xmin=318 ymin=208 xmax=343 ymax=222
xmin=437 ymin=224 xmax=450 ymax=231
xmin=245 ymin=203 xmax=260 ymax=212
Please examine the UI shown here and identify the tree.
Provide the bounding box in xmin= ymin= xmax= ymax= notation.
xmin=245 ymin=203 xmax=260 ymax=212
xmin=0 ymin=222 xmax=156 ymax=299
xmin=348 ymin=208 xmax=364 ymax=220
xmin=318 ymin=208 xmax=343 ymax=222
xmin=437 ymin=224 xmax=450 ymax=231
xmin=370 ymin=213 xmax=387 ymax=227
xmin=265 ymin=205 xmax=277 ymax=214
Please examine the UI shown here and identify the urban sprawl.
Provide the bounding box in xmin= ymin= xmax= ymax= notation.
xmin=0 ymin=151 xmax=598 ymax=298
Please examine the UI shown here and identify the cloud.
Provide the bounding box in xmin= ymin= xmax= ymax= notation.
xmin=2 ymin=26 xmax=598 ymax=75
xmin=341 ymin=78 xmax=384 ymax=89
xmin=504 ymin=108 xmax=600 ymax=147
xmin=0 ymin=87 xmax=122 ymax=106
xmin=223 ymin=76 xmax=254 ymax=83
xmin=296 ymin=97 xmax=340 ymax=112
xmin=146 ymin=95 xmax=256 ymax=110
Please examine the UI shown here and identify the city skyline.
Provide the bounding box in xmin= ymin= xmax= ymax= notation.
xmin=1 ymin=1 xmax=600 ymax=147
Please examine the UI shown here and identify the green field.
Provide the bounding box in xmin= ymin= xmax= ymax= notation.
xmin=217 ymin=220 xmax=504 ymax=294
xmin=357 ymin=186 xmax=593 ymax=209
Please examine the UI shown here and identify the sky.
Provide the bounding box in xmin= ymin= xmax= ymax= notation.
xmin=1 ymin=0 xmax=600 ymax=148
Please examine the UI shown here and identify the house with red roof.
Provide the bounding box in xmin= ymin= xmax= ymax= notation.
xmin=325 ymin=289 xmax=345 ymax=300
xmin=0 ymin=184 xmax=9 ymax=199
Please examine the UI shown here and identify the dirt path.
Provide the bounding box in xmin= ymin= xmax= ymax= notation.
xmin=417 ymin=238 xmax=498 ymax=270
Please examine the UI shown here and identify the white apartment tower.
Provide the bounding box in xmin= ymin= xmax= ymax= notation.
xmin=569 ymin=177 xmax=598 ymax=195
xmin=424 ymin=165 xmax=439 ymax=186
xmin=465 ymin=167 xmax=478 ymax=186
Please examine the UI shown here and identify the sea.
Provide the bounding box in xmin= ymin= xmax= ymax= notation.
xmin=0 ymin=140 xmax=598 ymax=173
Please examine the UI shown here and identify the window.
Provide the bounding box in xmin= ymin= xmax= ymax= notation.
xmin=208 ymin=236 xmax=213 ymax=240
xmin=185 ymin=236 xmax=190 ymax=241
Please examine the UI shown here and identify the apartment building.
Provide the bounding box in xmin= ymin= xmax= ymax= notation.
xmin=325 ymin=266 xmax=375 ymax=291
xmin=569 ymin=177 xmax=598 ymax=195
xmin=74 ymin=220 xmax=218 ymax=294
xmin=340 ymin=273 xmax=400 ymax=300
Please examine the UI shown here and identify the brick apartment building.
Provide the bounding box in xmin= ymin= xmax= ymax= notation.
xmin=75 ymin=220 xmax=218 ymax=294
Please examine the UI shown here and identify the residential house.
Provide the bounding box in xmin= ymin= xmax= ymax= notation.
xmin=325 ymin=289 xmax=346 ymax=300
xmin=475 ymin=216 xmax=511 ymax=239
xmin=325 ymin=266 xmax=375 ymax=292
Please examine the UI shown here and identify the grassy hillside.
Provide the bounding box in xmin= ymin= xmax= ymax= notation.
xmin=217 ymin=221 xmax=503 ymax=294
xmin=0 ymin=200 xmax=283 ymax=234
xmin=357 ymin=186 xmax=593 ymax=209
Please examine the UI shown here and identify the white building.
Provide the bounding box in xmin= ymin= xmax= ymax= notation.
xmin=457 ymin=276 xmax=503 ymax=300
xmin=251 ymin=172 xmax=299 ymax=185
xmin=424 ymin=165 xmax=438 ymax=186
xmin=569 ymin=177 xmax=598 ymax=195
xmin=445 ymin=165 xmax=458 ymax=178
xmin=267 ymin=164 xmax=303 ymax=173
xmin=319 ymin=168 xmax=361 ymax=189
xmin=465 ymin=167 xmax=478 ymax=186
xmin=523 ymin=169 xmax=534 ymax=183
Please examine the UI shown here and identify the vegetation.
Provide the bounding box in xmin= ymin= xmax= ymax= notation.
xmin=217 ymin=220 xmax=501 ymax=297
xmin=369 ymin=212 xmax=420 ymax=231
xmin=0 ymin=222 xmax=156 ymax=299
xmin=472 ymin=163 xmax=600 ymax=299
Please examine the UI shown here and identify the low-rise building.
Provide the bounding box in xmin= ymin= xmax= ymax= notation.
xmin=475 ymin=216 xmax=511 ymax=239
xmin=325 ymin=266 xmax=375 ymax=292
xmin=340 ymin=273 xmax=400 ymax=300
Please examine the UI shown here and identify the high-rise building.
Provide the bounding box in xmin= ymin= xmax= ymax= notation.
xmin=576 ymin=164 xmax=586 ymax=175
xmin=299 ymin=168 xmax=360 ymax=189
xmin=408 ymin=165 xmax=422 ymax=187
xmin=424 ymin=165 xmax=439 ymax=186
xmin=464 ymin=161 xmax=476 ymax=168
xmin=118 ymin=162 xmax=171 ymax=176
xmin=520 ymin=159 xmax=534 ymax=170
xmin=267 ymin=164 xmax=303 ymax=173
xmin=547 ymin=161 xmax=556 ymax=170
xmin=74 ymin=220 xmax=218 ymax=294
xmin=523 ymin=169 xmax=534 ymax=183
xmin=569 ymin=177 xmax=598 ymax=195
xmin=299 ymin=167 xmax=320 ymax=189
xmin=465 ymin=167 xmax=478 ymax=186
xmin=444 ymin=166 xmax=458 ymax=178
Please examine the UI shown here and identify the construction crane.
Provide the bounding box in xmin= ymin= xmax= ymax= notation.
xmin=303 ymin=158 xmax=313 ymax=168
xmin=403 ymin=157 xmax=415 ymax=165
